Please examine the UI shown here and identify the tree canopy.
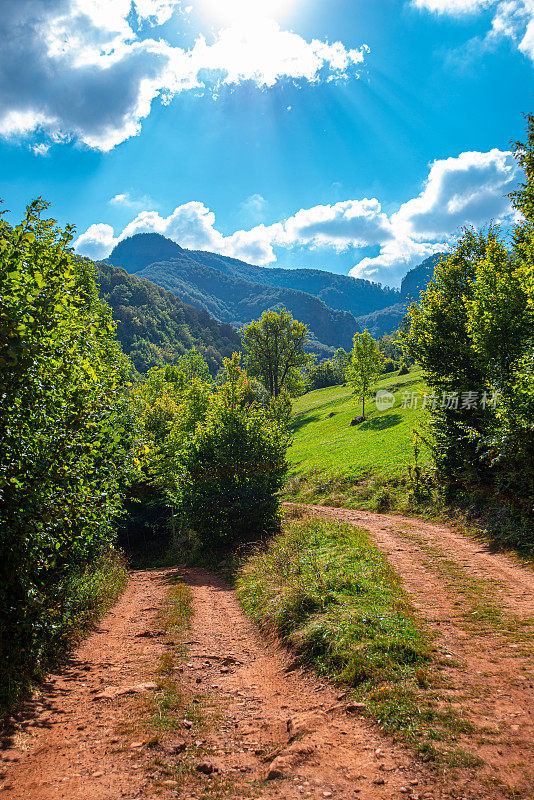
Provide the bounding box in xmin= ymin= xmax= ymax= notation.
xmin=241 ymin=307 xmax=312 ymax=397
xmin=349 ymin=330 xmax=383 ymax=417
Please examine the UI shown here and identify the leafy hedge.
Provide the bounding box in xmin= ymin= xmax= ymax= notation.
xmin=0 ymin=201 xmax=135 ymax=707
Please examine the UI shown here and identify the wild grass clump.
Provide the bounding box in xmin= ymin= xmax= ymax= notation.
xmin=0 ymin=550 xmax=127 ymax=712
xmin=236 ymin=516 xmax=431 ymax=687
xmin=237 ymin=517 xmax=482 ymax=763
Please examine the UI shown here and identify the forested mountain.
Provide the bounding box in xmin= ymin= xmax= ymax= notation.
xmin=108 ymin=235 xmax=361 ymax=352
xmin=92 ymin=259 xmax=241 ymax=374
xmin=110 ymin=233 xmax=399 ymax=317
xmin=136 ymin=258 xmax=360 ymax=351
xmin=107 ymin=233 xmax=444 ymax=349
xmin=182 ymin=249 xmax=399 ymax=317
xmin=355 ymin=253 xmax=445 ymax=337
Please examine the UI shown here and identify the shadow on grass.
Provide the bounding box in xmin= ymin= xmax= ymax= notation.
xmin=290 ymin=413 xmax=322 ymax=433
xmin=385 ymin=377 xmax=425 ymax=393
xmin=360 ymin=413 xmax=402 ymax=431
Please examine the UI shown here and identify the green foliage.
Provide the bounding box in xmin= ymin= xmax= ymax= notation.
xmin=382 ymin=358 xmax=399 ymax=374
xmin=306 ymin=359 xmax=345 ymax=391
xmin=242 ymin=306 xmax=312 ymax=397
xmin=398 ymin=362 xmax=410 ymax=376
xmin=349 ymin=329 xmax=383 ymax=417
xmin=378 ymin=333 xmax=404 ymax=361
xmin=137 ymin=353 xmax=290 ymax=546
xmin=0 ymin=200 xmax=135 ymax=707
xmin=404 ymin=116 xmax=534 ymax=535
xmin=95 ymin=259 xmax=241 ymax=375
xmin=510 ymin=112 xmax=534 ymax=222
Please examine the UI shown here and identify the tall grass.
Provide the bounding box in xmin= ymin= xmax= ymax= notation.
xmin=1 ymin=550 xmax=127 ymax=712
xmin=237 ymin=514 xmax=430 ymax=686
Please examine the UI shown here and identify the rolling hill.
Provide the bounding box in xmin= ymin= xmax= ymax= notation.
xmin=355 ymin=253 xmax=445 ymax=337
xmin=109 ymin=234 xmax=363 ymax=352
xmin=92 ymin=258 xmax=241 ymax=374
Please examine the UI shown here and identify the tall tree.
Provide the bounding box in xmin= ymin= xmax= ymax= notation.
xmin=350 ymin=330 xmax=383 ymax=418
xmin=403 ymin=114 xmax=534 ymax=526
xmin=241 ymin=307 xmax=311 ymax=397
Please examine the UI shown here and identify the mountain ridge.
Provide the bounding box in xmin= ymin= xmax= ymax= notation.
xmin=107 ymin=233 xmax=444 ymax=348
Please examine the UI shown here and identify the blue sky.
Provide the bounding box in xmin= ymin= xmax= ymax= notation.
xmin=0 ymin=0 xmax=532 ymax=286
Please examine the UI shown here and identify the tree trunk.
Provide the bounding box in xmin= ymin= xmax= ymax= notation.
xmin=362 ymin=394 xmax=365 ymax=418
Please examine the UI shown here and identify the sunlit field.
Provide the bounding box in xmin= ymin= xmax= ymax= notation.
xmin=289 ymin=367 xmax=430 ymax=481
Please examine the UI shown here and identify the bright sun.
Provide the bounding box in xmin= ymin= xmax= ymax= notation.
xmin=200 ymin=0 xmax=294 ymax=26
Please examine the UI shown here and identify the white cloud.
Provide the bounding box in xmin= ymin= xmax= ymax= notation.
xmin=74 ymin=223 xmax=117 ymax=260
xmin=75 ymin=147 xmax=519 ymax=286
xmin=32 ymin=143 xmax=51 ymax=157
xmin=349 ymin=239 xmax=448 ymax=284
xmin=392 ymin=148 xmax=518 ymax=240
xmin=413 ymin=0 xmax=534 ymax=61
xmin=279 ymin=199 xmax=393 ymax=250
xmin=0 ymin=1 xmax=368 ymax=151
xmin=413 ymin=0 xmax=490 ymax=13
xmin=109 ymin=191 xmax=155 ymax=210
xmin=188 ymin=20 xmax=367 ymax=88
xmin=350 ymin=147 xmax=518 ymax=284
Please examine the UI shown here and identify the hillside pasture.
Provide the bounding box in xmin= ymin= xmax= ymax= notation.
xmin=285 ymin=367 xmax=432 ymax=510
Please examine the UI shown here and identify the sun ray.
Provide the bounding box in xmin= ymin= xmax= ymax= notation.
xmin=199 ymin=0 xmax=296 ymax=26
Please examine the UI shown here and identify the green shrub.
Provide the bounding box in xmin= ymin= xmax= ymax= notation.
xmin=139 ymin=353 xmax=290 ymax=546
xmin=0 ymin=201 xmax=134 ymax=708
xmin=398 ymin=363 xmax=410 ymax=375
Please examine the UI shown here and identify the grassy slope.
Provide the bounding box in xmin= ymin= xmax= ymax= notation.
xmin=289 ymin=367 xmax=429 ymax=480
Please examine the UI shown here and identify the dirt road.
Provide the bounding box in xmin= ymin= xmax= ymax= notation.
xmin=1 ymin=507 xmax=533 ymax=800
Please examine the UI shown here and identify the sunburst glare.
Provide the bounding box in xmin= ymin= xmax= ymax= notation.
xmin=199 ymin=0 xmax=296 ymax=26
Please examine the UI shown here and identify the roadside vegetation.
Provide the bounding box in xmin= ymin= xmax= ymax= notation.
xmin=0 ymin=200 xmax=136 ymax=709
xmin=237 ymin=511 xmax=479 ymax=766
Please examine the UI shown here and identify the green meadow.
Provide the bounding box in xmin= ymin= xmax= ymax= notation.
xmin=285 ymin=367 xmax=433 ymax=509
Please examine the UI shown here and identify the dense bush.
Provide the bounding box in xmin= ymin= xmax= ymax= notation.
xmin=306 ymin=360 xmax=344 ymax=390
xmin=136 ymin=353 xmax=290 ymax=547
xmin=0 ymin=201 xmax=135 ymax=707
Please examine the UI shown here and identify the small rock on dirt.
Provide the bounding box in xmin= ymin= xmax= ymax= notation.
xmin=266 ymin=766 xmax=284 ymax=780
xmin=196 ymin=761 xmax=215 ymax=774
xmin=345 ymin=702 xmax=366 ymax=714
